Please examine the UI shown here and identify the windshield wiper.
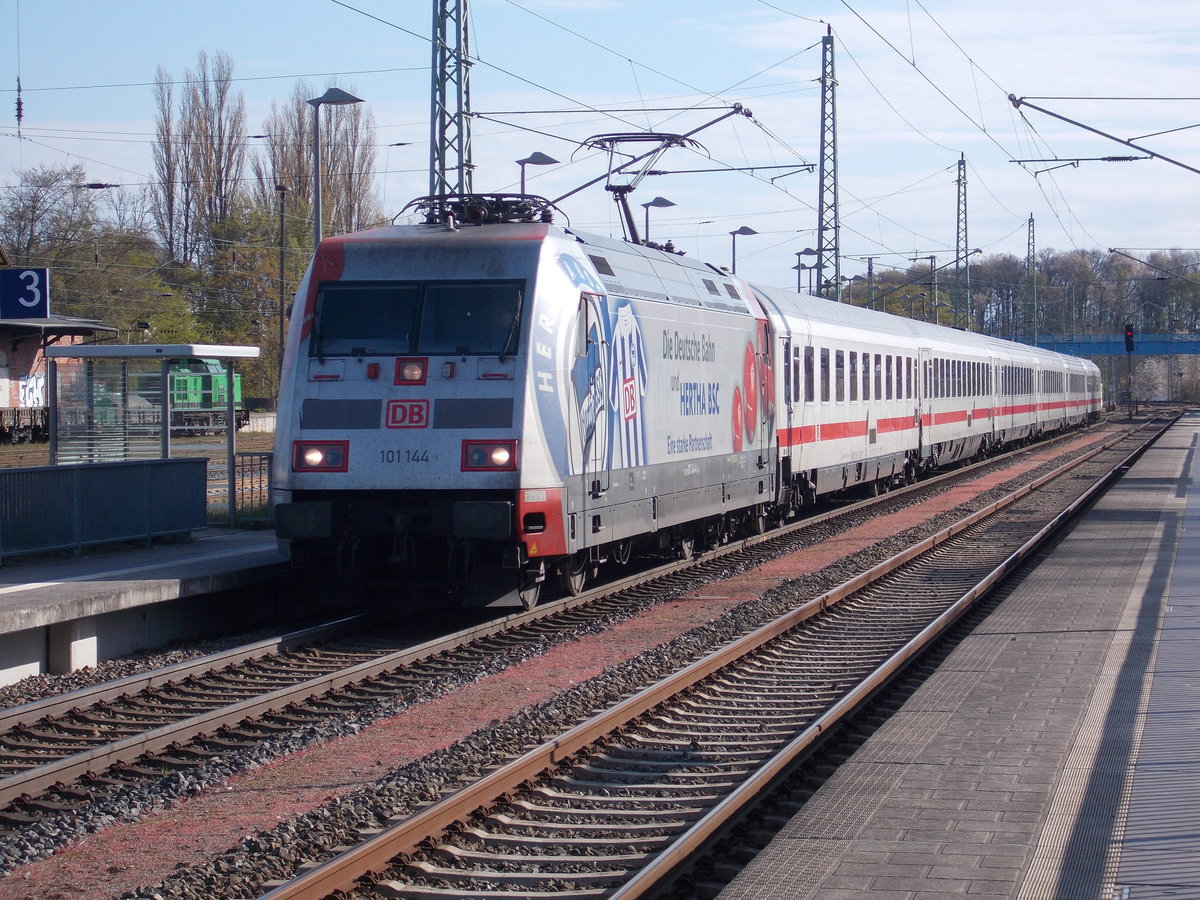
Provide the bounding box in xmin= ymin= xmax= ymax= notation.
xmin=499 ymin=291 xmax=523 ymax=363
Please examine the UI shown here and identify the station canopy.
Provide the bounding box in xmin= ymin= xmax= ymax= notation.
xmin=43 ymin=344 xmax=259 ymax=464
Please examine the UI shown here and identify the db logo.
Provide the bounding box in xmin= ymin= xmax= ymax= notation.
xmin=622 ymin=377 xmax=637 ymax=422
xmin=386 ymin=399 xmax=430 ymax=428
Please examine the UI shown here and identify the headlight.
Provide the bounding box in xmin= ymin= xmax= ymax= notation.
xmin=395 ymin=357 xmax=427 ymax=385
xmin=462 ymin=440 xmax=517 ymax=471
xmin=292 ymin=440 xmax=349 ymax=472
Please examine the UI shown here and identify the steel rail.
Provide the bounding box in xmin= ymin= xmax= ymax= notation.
xmin=255 ymin=418 xmax=1172 ymax=900
xmin=610 ymin=415 xmax=1177 ymax=898
xmin=0 ymin=418 xmax=1146 ymax=816
xmin=0 ymin=601 xmax=596 ymax=808
xmin=0 ymin=616 xmax=367 ymax=735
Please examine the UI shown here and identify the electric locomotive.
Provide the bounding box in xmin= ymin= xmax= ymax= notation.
xmin=272 ymin=194 xmax=1101 ymax=608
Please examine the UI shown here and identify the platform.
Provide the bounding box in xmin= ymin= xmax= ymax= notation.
xmin=0 ymin=528 xmax=286 ymax=685
xmin=718 ymin=411 xmax=1200 ymax=899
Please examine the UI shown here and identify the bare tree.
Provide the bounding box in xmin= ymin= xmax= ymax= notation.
xmin=151 ymin=51 xmax=249 ymax=267
xmin=151 ymin=65 xmax=184 ymax=261
xmin=250 ymin=80 xmax=381 ymax=243
xmin=0 ymin=163 xmax=99 ymax=264
xmin=324 ymin=97 xmax=382 ymax=234
xmin=182 ymin=50 xmax=248 ymax=263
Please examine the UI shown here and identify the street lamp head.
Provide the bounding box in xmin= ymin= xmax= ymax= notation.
xmin=797 ymin=246 xmax=818 ymax=256
xmin=516 ymin=152 xmax=559 ymax=167
xmin=516 ymin=152 xmax=559 ymax=194
xmin=641 ymin=196 xmax=675 ymax=211
xmin=731 ymin=226 xmax=758 ymax=237
xmin=641 ymin=196 xmax=676 ymax=245
xmin=308 ymin=87 xmax=363 ymax=108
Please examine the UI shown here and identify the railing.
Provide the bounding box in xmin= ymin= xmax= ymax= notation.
xmin=0 ymin=458 xmax=208 ymax=563
xmin=199 ymin=451 xmax=274 ymax=527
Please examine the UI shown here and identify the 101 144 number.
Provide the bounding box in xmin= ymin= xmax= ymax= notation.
xmin=380 ymin=448 xmax=430 ymax=464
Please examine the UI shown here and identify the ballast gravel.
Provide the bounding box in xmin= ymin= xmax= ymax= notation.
xmin=0 ymin=430 xmax=1114 ymax=900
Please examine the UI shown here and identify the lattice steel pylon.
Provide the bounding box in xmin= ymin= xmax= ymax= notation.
xmin=429 ymin=0 xmax=473 ymax=199
xmin=815 ymin=26 xmax=840 ymax=299
xmin=955 ymin=154 xmax=969 ymax=329
xmin=1026 ymin=213 xmax=1036 ymax=343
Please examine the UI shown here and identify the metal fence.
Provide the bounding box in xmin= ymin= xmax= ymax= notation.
xmin=0 ymin=458 xmax=208 ymax=563
xmin=209 ymin=451 xmax=273 ymax=526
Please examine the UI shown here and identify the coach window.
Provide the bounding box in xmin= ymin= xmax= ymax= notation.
xmin=862 ymin=352 xmax=871 ymax=400
xmin=906 ymin=357 xmax=913 ymax=399
xmin=885 ymin=355 xmax=893 ymax=400
xmin=820 ymin=347 xmax=831 ymax=402
xmin=783 ymin=340 xmax=791 ymax=404
xmin=835 ymin=350 xmax=846 ymax=402
xmin=792 ymin=344 xmax=802 ymax=403
xmin=804 ymin=345 xmax=815 ymax=403
xmin=849 ymin=351 xmax=859 ymax=401
xmin=874 ymin=353 xmax=883 ymax=399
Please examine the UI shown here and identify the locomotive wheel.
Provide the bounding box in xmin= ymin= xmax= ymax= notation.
xmin=611 ymin=539 xmax=634 ymax=566
xmin=518 ymin=580 xmax=541 ymax=610
xmin=675 ymin=534 xmax=695 ymax=561
xmin=705 ymin=517 xmax=729 ymax=550
xmin=705 ymin=521 xmax=721 ymax=551
xmin=333 ymin=537 xmax=366 ymax=603
xmin=559 ymin=552 xmax=589 ymax=596
xmin=448 ymin=540 xmax=482 ymax=598
xmin=743 ymin=507 xmax=767 ymax=537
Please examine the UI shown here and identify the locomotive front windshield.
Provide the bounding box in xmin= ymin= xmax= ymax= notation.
xmin=311 ymin=280 xmax=523 ymax=357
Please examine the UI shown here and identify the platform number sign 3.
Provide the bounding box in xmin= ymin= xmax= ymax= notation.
xmin=0 ymin=268 xmax=50 ymax=318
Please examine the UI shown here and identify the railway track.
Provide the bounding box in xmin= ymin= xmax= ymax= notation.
xmin=251 ymin=417 xmax=1173 ymax=900
xmin=0 ymin=417 xmax=1166 ymax=867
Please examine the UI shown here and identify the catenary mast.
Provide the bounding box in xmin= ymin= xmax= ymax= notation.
xmin=429 ymin=0 xmax=473 ymax=199
xmin=815 ymin=26 xmax=840 ymax=299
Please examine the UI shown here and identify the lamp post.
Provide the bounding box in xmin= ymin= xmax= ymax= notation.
xmin=516 ymin=152 xmax=558 ymax=194
xmin=845 ymin=273 xmax=865 ymax=304
xmin=730 ymin=226 xmax=758 ymax=274
xmin=276 ymin=184 xmax=288 ymax=370
xmin=793 ymin=248 xmax=817 ymax=293
xmin=308 ymin=88 xmax=363 ymax=254
xmin=640 ymin=197 xmax=675 ymax=244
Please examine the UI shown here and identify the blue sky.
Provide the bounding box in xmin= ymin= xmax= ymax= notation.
xmin=3 ymin=0 xmax=1200 ymax=290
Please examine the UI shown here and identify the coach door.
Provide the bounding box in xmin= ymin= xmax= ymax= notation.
xmin=917 ymin=347 xmax=933 ymax=458
xmin=753 ymin=320 xmax=773 ymax=470
xmin=577 ymin=293 xmax=611 ymax=503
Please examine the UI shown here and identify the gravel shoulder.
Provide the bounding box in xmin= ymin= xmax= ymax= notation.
xmin=0 ymin=431 xmax=1109 ymax=900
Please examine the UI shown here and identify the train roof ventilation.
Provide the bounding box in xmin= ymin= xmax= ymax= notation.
xmin=400 ymin=194 xmax=563 ymax=227
xmin=589 ymin=255 xmax=616 ymax=276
